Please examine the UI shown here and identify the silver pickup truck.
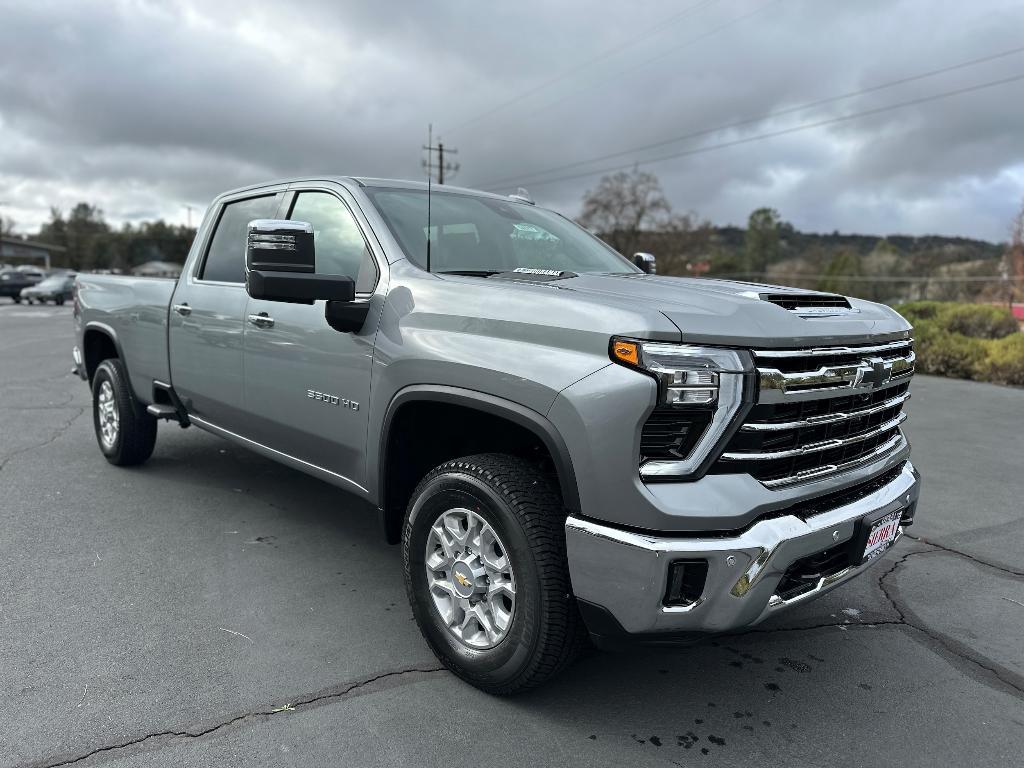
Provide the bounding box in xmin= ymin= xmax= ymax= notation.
xmin=73 ymin=176 xmax=921 ymax=694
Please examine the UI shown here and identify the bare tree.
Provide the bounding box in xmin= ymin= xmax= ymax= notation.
xmin=578 ymin=169 xmax=671 ymax=256
xmin=0 ymin=215 xmax=15 ymax=238
xmin=1005 ymin=197 xmax=1024 ymax=309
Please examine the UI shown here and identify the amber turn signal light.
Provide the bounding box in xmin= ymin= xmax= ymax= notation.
xmin=611 ymin=339 xmax=640 ymax=366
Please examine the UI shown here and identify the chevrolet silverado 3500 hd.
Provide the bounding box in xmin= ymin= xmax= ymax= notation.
xmin=73 ymin=177 xmax=920 ymax=694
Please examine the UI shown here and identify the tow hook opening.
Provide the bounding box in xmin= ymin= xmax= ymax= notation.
xmin=664 ymin=559 xmax=709 ymax=607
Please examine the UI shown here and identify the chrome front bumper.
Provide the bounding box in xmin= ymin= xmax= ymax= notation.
xmin=565 ymin=461 xmax=920 ymax=635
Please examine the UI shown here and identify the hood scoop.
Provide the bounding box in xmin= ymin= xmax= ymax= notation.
xmin=759 ymin=292 xmax=858 ymax=317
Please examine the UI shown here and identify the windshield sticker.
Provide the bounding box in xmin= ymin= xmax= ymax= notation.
xmin=513 ymin=268 xmax=563 ymax=276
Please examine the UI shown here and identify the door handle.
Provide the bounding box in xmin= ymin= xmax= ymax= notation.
xmin=247 ymin=312 xmax=275 ymax=329
xmin=172 ymin=303 xmax=192 ymax=316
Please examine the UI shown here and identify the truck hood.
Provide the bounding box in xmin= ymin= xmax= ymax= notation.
xmin=545 ymin=273 xmax=912 ymax=347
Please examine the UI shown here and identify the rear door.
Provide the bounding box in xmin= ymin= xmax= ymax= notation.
xmin=241 ymin=184 xmax=384 ymax=489
xmin=169 ymin=191 xmax=283 ymax=430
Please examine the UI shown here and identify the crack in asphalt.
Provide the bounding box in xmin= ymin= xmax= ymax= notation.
xmin=0 ymin=407 xmax=85 ymax=474
xmin=740 ymin=541 xmax=1024 ymax=699
xmin=18 ymin=665 xmax=446 ymax=768
xmin=875 ymin=544 xmax=1024 ymax=698
xmin=903 ymin=533 xmax=1024 ymax=577
xmin=737 ymin=619 xmax=907 ymax=636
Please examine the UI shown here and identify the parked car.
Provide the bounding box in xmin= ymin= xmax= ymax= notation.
xmin=0 ymin=268 xmax=45 ymax=302
xmin=72 ymin=177 xmax=920 ymax=694
xmin=21 ymin=274 xmax=77 ymax=305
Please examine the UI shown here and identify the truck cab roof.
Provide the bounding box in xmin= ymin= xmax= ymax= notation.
xmin=215 ymin=176 xmax=516 ymax=203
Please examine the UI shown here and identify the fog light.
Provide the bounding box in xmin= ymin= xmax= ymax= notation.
xmin=664 ymin=560 xmax=709 ymax=607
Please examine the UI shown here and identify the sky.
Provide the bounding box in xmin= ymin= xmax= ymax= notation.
xmin=1 ymin=0 xmax=1023 ymax=242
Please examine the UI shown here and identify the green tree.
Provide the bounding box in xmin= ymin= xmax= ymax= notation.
xmin=35 ymin=205 xmax=196 ymax=271
xmin=745 ymin=207 xmax=782 ymax=276
xmin=818 ymin=247 xmax=863 ymax=296
xmin=38 ymin=204 xmax=110 ymax=270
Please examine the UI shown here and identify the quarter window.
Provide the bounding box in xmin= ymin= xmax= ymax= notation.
xmin=200 ymin=195 xmax=278 ymax=283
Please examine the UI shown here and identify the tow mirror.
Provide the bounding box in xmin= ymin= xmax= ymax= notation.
xmin=632 ymin=252 xmax=657 ymax=274
xmin=245 ymin=219 xmax=355 ymax=304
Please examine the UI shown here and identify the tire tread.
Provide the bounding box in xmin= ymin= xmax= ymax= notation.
xmin=402 ymin=452 xmax=587 ymax=695
xmin=93 ymin=358 xmax=157 ymax=466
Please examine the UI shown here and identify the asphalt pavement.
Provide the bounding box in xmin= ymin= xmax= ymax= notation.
xmin=1 ymin=302 xmax=1022 ymax=767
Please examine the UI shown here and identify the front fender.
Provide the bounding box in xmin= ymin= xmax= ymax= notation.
xmin=370 ymin=384 xmax=581 ymax=518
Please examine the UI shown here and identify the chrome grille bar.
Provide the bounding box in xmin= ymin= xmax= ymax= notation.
xmin=740 ymin=391 xmax=910 ymax=432
xmin=721 ymin=412 xmax=906 ymax=461
xmin=760 ymin=433 xmax=906 ymax=489
xmin=753 ymin=339 xmax=912 ymax=359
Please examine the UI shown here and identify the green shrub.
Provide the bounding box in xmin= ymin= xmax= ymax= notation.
xmin=892 ymin=301 xmax=1023 ymax=385
xmin=940 ymin=304 xmax=1019 ymax=339
xmin=911 ymin=320 xmax=987 ymax=379
xmin=975 ymin=333 xmax=1024 ymax=386
xmin=894 ymin=301 xmax=1018 ymax=339
xmin=895 ymin=301 xmax=945 ymax=325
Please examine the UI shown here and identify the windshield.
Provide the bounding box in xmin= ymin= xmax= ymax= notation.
xmin=364 ymin=188 xmax=639 ymax=275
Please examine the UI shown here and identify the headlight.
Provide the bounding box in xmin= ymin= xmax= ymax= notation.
xmin=610 ymin=338 xmax=753 ymax=479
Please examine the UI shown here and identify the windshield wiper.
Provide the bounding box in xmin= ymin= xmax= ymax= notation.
xmin=436 ymin=270 xmax=503 ymax=277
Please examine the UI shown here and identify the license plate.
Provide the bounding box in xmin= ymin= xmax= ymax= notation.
xmin=863 ymin=509 xmax=902 ymax=561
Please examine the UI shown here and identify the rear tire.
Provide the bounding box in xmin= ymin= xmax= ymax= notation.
xmin=12 ymin=296 xmax=21 ymax=304
xmin=402 ymin=453 xmax=586 ymax=695
xmin=92 ymin=358 xmax=157 ymax=466
xmin=55 ymin=296 xmax=65 ymax=306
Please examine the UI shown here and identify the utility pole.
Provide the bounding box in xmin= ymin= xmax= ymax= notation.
xmin=422 ymin=124 xmax=459 ymax=185
xmin=184 ymin=205 xmax=194 ymax=228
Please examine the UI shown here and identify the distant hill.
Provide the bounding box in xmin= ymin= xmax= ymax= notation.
xmin=636 ymin=223 xmax=1008 ymax=304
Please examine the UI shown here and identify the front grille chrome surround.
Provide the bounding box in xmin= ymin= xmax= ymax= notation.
xmin=713 ymin=338 xmax=914 ymax=488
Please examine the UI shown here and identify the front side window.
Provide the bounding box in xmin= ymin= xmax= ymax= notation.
xmin=200 ymin=195 xmax=278 ymax=283
xmin=365 ymin=188 xmax=639 ymax=275
xmin=289 ymin=191 xmax=377 ymax=293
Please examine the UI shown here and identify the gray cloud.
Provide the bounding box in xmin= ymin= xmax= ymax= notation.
xmin=1 ymin=0 xmax=1022 ymax=240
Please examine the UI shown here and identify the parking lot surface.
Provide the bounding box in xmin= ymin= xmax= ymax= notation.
xmin=1 ymin=303 xmax=1022 ymax=767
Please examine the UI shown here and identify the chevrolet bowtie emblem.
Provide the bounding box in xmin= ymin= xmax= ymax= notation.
xmin=857 ymin=357 xmax=893 ymax=389
xmin=454 ymin=572 xmax=471 ymax=588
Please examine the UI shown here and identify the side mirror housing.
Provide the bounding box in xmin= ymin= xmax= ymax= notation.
xmin=632 ymin=252 xmax=657 ymax=274
xmin=245 ymin=219 xmax=355 ymax=303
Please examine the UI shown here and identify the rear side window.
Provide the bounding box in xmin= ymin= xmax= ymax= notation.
xmin=200 ymin=195 xmax=278 ymax=283
xmin=288 ymin=191 xmax=378 ymax=293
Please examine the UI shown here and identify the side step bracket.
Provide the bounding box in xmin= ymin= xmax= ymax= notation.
xmin=149 ymin=380 xmax=191 ymax=428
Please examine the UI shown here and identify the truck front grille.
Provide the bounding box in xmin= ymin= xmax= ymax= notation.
xmin=712 ymin=339 xmax=914 ymax=488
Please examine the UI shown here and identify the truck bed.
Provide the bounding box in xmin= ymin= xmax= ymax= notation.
xmin=75 ymin=274 xmax=176 ymax=403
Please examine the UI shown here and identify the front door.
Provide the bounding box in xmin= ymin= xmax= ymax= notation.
xmin=169 ymin=192 xmax=281 ymax=430
xmin=242 ymin=187 xmax=383 ymax=489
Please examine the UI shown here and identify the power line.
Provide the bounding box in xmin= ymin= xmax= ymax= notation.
xmin=445 ymin=0 xmax=723 ymax=136
xmin=479 ymin=71 xmax=1024 ymax=192
xmin=477 ymin=44 xmax=1024 ymax=190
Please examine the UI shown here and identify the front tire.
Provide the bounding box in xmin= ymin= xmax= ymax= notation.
xmin=92 ymin=358 xmax=157 ymax=466
xmin=403 ymin=453 xmax=585 ymax=695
